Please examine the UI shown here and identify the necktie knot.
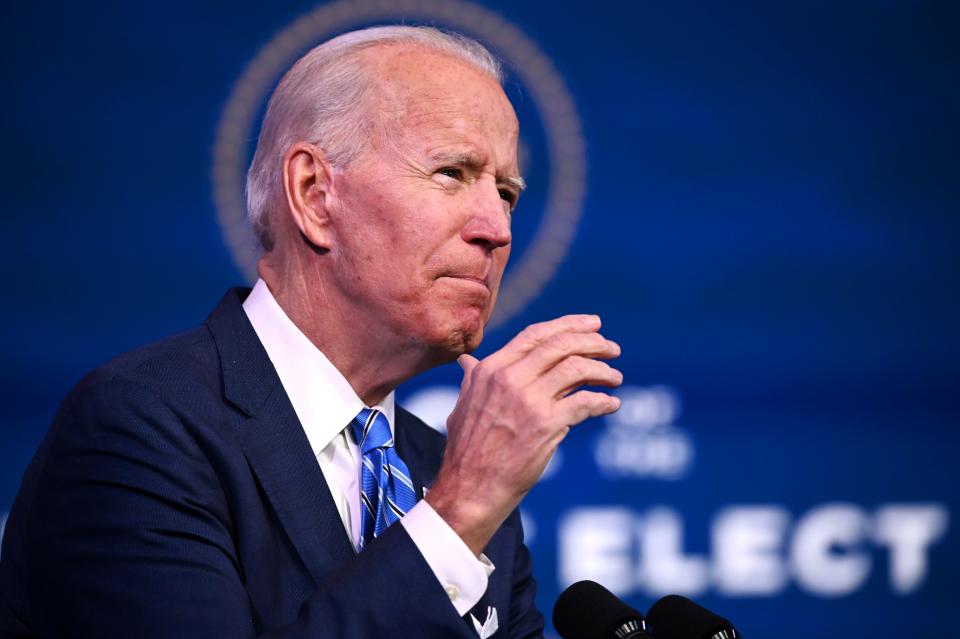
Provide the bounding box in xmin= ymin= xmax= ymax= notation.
xmin=351 ymin=408 xmax=393 ymax=455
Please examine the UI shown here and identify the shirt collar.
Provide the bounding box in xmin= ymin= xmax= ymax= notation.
xmin=242 ymin=278 xmax=395 ymax=457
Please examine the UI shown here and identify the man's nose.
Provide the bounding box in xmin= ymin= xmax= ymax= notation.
xmin=461 ymin=183 xmax=512 ymax=250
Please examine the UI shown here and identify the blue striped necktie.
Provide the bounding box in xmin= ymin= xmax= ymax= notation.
xmin=350 ymin=408 xmax=418 ymax=550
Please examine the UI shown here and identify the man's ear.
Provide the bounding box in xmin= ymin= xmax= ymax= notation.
xmin=282 ymin=142 xmax=336 ymax=250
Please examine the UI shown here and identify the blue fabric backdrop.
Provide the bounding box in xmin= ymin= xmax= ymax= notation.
xmin=2 ymin=1 xmax=957 ymax=637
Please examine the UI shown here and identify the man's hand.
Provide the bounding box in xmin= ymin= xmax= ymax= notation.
xmin=425 ymin=314 xmax=623 ymax=555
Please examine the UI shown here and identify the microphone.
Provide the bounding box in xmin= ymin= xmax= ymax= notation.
xmin=553 ymin=580 xmax=653 ymax=639
xmin=646 ymin=595 xmax=739 ymax=639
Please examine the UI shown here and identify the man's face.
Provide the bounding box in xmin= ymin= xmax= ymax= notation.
xmin=327 ymin=47 xmax=521 ymax=360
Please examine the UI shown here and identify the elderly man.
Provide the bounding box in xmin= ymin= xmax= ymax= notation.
xmin=0 ymin=26 xmax=621 ymax=637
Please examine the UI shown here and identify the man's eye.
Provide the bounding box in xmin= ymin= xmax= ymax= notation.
xmin=437 ymin=167 xmax=463 ymax=180
xmin=499 ymin=188 xmax=517 ymax=207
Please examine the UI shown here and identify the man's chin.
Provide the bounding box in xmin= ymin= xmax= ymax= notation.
xmin=423 ymin=310 xmax=487 ymax=359
xmin=442 ymin=320 xmax=485 ymax=356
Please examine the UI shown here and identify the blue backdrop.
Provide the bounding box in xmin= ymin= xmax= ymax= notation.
xmin=3 ymin=1 xmax=958 ymax=637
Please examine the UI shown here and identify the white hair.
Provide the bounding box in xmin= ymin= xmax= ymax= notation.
xmin=245 ymin=25 xmax=504 ymax=251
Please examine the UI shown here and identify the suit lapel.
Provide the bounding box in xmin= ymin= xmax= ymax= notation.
xmin=206 ymin=289 xmax=354 ymax=584
xmin=393 ymin=406 xmax=445 ymax=499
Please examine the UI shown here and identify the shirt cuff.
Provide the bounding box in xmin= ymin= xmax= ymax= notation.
xmin=401 ymin=500 xmax=495 ymax=616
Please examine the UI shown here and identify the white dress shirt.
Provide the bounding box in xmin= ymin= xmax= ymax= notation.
xmin=242 ymin=279 xmax=492 ymax=616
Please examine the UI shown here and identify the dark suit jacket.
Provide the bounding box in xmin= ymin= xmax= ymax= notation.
xmin=0 ymin=289 xmax=544 ymax=638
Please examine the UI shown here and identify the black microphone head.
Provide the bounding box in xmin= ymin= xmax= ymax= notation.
xmin=647 ymin=595 xmax=737 ymax=639
xmin=553 ymin=580 xmax=648 ymax=639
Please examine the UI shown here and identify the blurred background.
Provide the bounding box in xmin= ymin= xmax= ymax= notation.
xmin=2 ymin=1 xmax=958 ymax=636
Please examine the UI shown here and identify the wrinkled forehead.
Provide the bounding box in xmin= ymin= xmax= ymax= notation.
xmin=360 ymin=44 xmax=520 ymax=145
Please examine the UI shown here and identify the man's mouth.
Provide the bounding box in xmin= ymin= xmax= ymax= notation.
xmin=440 ymin=273 xmax=491 ymax=291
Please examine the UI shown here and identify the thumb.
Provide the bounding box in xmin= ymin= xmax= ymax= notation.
xmin=457 ymin=353 xmax=480 ymax=378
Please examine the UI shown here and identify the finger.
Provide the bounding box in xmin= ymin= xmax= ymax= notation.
xmin=531 ymin=356 xmax=623 ymax=399
xmin=457 ymin=353 xmax=480 ymax=385
xmin=557 ymin=390 xmax=621 ymax=426
xmin=504 ymin=331 xmax=620 ymax=387
xmin=482 ymin=315 xmax=602 ymax=370
xmin=458 ymin=353 xmax=480 ymax=374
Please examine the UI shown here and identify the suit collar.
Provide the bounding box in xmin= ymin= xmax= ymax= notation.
xmin=204 ymin=287 xmax=276 ymax=418
xmin=240 ymin=278 xmax=396 ymax=459
xmin=205 ymin=288 xmax=356 ymax=578
xmin=203 ymin=290 xmax=445 ymax=581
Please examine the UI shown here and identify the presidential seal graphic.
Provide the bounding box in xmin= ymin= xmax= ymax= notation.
xmin=212 ymin=0 xmax=586 ymax=329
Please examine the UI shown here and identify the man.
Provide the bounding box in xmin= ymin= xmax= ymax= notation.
xmin=0 ymin=26 xmax=621 ymax=637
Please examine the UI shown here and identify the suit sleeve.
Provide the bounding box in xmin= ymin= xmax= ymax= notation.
xmin=6 ymin=378 xmax=474 ymax=638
